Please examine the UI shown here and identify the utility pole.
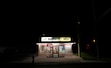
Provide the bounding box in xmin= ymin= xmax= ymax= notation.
xmin=91 ymin=0 xmax=99 ymax=60
xmin=96 ymin=38 xmax=99 ymax=60
xmin=77 ymin=16 xmax=80 ymax=57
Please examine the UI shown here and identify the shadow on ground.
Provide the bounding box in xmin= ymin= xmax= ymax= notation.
xmin=0 ymin=62 xmax=111 ymax=68
xmin=0 ymin=53 xmax=34 ymax=63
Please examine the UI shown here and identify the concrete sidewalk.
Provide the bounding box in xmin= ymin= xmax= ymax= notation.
xmin=9 ymin=54 xmax=108 ymax=64
xmin=10 ymin=54 xmax=83 ymax=63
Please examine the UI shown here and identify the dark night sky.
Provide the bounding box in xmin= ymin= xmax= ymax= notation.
xmin=0 ymin=0 xmax=111 ymax=49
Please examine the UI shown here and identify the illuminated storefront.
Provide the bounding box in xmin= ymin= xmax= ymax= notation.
xmin=36 ymin=37 xmax=76 ymax=58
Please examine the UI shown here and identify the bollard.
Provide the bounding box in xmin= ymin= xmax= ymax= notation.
xmin=32 ymin=55 xmax=34 ymax=64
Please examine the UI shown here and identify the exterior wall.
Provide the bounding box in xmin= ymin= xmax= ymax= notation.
xmin=65 ymin=45 xmax=72 ymax=54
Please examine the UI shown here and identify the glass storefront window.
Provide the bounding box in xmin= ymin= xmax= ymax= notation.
xmin=37 ymin=43 xmax=73 ymax=58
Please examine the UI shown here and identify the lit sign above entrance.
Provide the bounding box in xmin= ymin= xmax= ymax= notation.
xmin=41 ymin=37 xmax=71 ymax=42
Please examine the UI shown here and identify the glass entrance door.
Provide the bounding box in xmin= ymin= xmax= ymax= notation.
xmin=59 ymin=45 xmax=65 ymax=57
xmin=52 ymin=45 xmax=59 ymax=58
